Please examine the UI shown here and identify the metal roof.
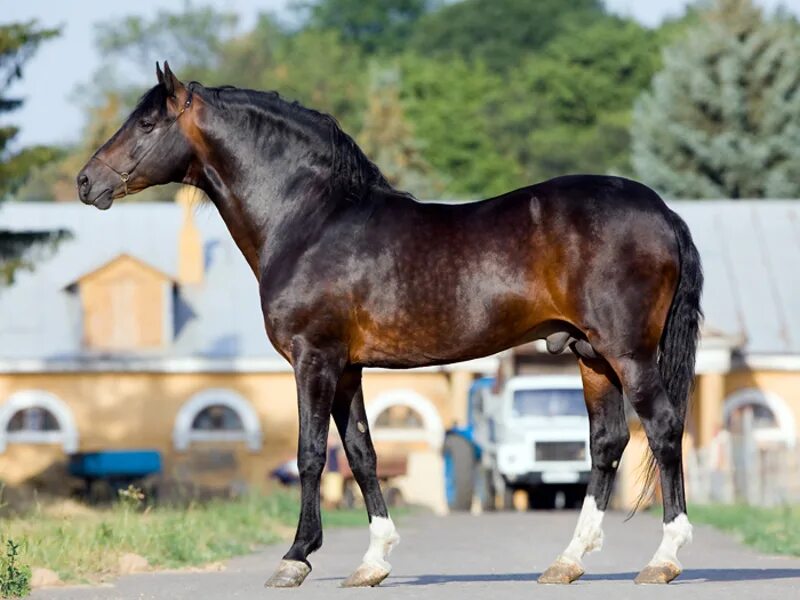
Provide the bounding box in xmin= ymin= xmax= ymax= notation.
xmin=672 ymin=201 xmax=800 ymax=355
xmin=0 ymin=202 xmax=272 ymax=361
xmin=0 ymin=199 xmax=798 ymax=361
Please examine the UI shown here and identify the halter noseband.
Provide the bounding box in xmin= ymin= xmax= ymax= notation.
xmin=91 ymin=91 xmax=193 ymax=197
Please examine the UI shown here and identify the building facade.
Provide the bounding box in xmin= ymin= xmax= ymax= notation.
xmin=1 ymin=195 xmax=799 ymax=509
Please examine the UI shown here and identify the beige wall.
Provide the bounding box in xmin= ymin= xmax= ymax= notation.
xmin=79 ymin=256 xmax=170 ymax=350
xmin=0 ymin=369 xmax=464 ymax=494
xmin=724 ymin=370 xmax=800 ymax=432
xmin=616 ymin=367 xmax=800 ymax=510
xmin=5 ymin=363 xmax=799 ymax=510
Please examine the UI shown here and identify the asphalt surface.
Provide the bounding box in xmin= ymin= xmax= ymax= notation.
xmin=32 ymin=510 xmax=800 ymax=599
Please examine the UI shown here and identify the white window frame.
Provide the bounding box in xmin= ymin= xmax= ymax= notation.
xmin=367 ymin=389 xmax=444 ymax=450
xmin=173 ymin=388 xmax=262 ymax=452
xmin=723 ymin=388 xmax=796 ymax=447
xmin=0 ymin=390 xmax=79 ymax=453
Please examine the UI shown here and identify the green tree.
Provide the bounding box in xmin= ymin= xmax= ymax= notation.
xmin=492 ymin=17 xmax=661 ymax=181
xmin=93 ymin=2 xmax=237 ymax=83
xmin=0 ymin=22 xmax=66 ymax=284
xmin=357 ymin=66 xmax=444 ymax=198
xmin=399 ymin=54 xmax=520 ymax=197
xmin=298 ymin=0 xmax=436 ymax=54
xmin=410 ymin=0 xmax=604 ymax=71
xmin=632 ymin=0 xmax=800 ymax=198
xmin=221 ymin=17 xmax=368 ymax=133
xmin=0 ymin=22 xmax=61 ymax=198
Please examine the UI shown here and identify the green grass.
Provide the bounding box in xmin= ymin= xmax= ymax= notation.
xmin=0 ymin=540 xmax=31 ymax=598
xmin=0 ymin=490 xmax=373 ymax=585
xmin=689 ymin=504 xmax=800 ymax=556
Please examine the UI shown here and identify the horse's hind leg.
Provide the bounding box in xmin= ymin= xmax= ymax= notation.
xmin=332 ymin=367 xmax=399 ymax=587
xmin=539 ymin=356 xmax=628 ymax=584
xmin=613 ymin=356 xmax=692 ymax=584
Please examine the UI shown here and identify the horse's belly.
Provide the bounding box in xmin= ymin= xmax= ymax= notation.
xmin=350 ymin=294 xmax=550 ymax=368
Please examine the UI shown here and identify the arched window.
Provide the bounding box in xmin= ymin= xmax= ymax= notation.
xmin=375 ymin=405 xmax=426 ymax=429
xmin=367 ymin=390 xmax=444 ymax=449
xmin=173 ymin=389 xmax=262 ymax=452
xmin=0 ymin=390 xmax=79 ymax=453
xmin=723 ymin=388 xmax=796 ymax=447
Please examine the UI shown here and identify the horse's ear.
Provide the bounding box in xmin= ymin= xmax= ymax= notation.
xmin=156 ymin=62 xmax=165 ymax=86
xmin=162 ymin=61 xmax=184 ymax=98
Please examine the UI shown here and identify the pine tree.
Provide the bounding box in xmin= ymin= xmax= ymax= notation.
xmin=0 ymin=22 xmax=65 ymax=284
xmin=1 ymin=23 xmax=62 ymax=198
xmin=357 ymin=66 xmax=444 ymax=198
xmin=631 ymin=0 xmax=800 ymax=198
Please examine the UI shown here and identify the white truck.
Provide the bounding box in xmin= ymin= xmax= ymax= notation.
xmin=444 ymin=374 xmax=591 ymax=510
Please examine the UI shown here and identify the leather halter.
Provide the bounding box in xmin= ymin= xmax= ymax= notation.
xmin=91 ymin=91 xmax=192 ymax=197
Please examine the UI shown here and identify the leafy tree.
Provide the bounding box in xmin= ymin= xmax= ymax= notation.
xmin=298 ymin=0 xmax=437 ymax=54
xmin=399 ymin=54 xmax=520 ymax=197
xmin=24 ymin=0 xmax=715 ymax=207
xmin=491 ymin=17 xmax=661 ymax=181
xmin=93 ymin=3 xmax=237 ymax=83
xmin=0 ymin=22 xmax=67 ymax=284
xmin=357 ymin=66 xmax=444 ymax=198
xmin=632 ymin=0 xmax=800 ymax=198
xmin=410 ymin=0 xmax=604 ymax=71
xmin=220 ymin=17 xmax=368 ymax=133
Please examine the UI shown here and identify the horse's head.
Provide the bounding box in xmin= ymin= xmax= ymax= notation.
xmin=77 ymin=62 xmax=195 ymax=209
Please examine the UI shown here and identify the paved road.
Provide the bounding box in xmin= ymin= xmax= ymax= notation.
xmin=33 ymin=510 xmax=800 ymax=599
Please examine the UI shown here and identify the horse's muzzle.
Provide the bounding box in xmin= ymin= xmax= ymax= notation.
xmin=76 ymin=167 xmax=114 ymax=210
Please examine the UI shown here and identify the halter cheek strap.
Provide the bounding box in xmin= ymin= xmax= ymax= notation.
xmin=91 ymin=93 xmax=192 ymax=197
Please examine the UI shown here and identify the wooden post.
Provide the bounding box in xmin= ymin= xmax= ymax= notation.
xmin=448 ymin=370 xmax=474 ymax=428
xmin=696 ymin=372 xmax=725 ymax=449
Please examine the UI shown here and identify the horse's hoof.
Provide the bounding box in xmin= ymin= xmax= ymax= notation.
xmin=634 ymin=562 xmax=681 ymax=584
xmin=264 ymin=559 xmax=311 ymax=588
xmin=537 ymin=558 xmax=584 ymax=584
xmin=341 ymin=562 xmax=391 ymax=587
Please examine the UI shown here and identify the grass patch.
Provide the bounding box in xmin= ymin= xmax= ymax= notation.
xmin=0 ymin=489 xmax=376 ymax=585
xmin=689 ymin=504 xmax=800 ymax=556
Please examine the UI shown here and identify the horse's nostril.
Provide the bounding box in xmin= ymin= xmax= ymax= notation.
xmin=77 ymin=172 xmax=92 ymax=202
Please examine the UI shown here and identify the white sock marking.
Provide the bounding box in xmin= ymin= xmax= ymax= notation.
xmin=559 ymin=496 xmax=605 ymax=566
xmin=362 ymin=516 xmax=400 ymax=571
xmin=649 ymin=513 xmax=693 ymax=568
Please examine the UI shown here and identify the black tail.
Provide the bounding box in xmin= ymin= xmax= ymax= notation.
xmin=636 ymin=209 xmax=703 ymax=510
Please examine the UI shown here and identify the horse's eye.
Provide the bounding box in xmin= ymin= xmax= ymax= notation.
xmin=139 ymin=119 xmax=155 ymax=132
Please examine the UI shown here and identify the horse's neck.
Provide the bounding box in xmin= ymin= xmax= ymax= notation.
xmin=193 ymin=136 xmax=336 ymax=279
xmin=196 ymin=164 xmax=265 ymax=275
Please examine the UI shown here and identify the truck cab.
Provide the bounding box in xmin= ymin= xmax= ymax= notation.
xmin=444 ymin=374 xmax=590 ymax=511
xmin=477 ymin=375 xmax=590 ymax=508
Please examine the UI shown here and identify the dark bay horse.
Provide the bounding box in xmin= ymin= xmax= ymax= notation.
xmin=77 ymin=63 xmax=702 ymax=588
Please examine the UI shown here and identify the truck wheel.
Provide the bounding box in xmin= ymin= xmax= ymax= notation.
xmin=443 ymin=434 xmax=475 ymax=511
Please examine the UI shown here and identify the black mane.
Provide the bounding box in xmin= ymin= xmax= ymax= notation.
xmin=182 ymin=82 xmax=408 ymax=202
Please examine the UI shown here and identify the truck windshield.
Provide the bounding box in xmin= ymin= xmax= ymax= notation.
xmin=512 ymin=388 xmax=587 ymax=417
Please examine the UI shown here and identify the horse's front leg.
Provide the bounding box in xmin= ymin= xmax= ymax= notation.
xmin=265 ymin=343 xmax=344 ymax=588
xmin=332 ymin=367 xmax=399 ymax=587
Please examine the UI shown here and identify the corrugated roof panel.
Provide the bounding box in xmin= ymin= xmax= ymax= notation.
xmin=758 ymin=205 xmax=800 ymax=353
xmin=672 ymin=203 xmax=744 ymax=344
